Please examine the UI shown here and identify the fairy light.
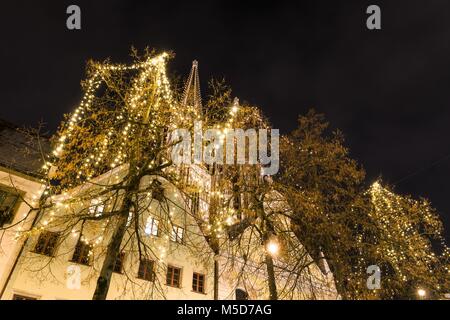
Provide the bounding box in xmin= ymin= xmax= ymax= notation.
xmin=49 ymin=52 xmax=175 ymax=188
xmin=15 ymin=50 xmax=389 ymax=301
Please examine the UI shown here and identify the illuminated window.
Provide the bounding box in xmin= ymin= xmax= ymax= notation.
xmin=145 ymin=216 xmax=159 ymax=236
xmin=126 ymin=210 xmax=133 ymax=227
xmin=113 ymin=252 xmax=125 ymax=273
xmin=138 ymin=259 xmax=154 ymax=281
xmin=170 ymin=225 xmax=184 ymax=244
xmin=166 ymin=266 xmax=181 ymax=288
xmin=89 ymin=199 xmax=104 ymax=217
xmin=70 ymin=239 xmax=92 ymax=265
xmin=192 ymin=272 xmax=205 ymax=293
xmin=34 ymin=231 xmax=60 ymax=257
xmin=0 ymin=188 xmax=20 ymax=227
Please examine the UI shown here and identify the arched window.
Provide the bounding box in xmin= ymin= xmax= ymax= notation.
xmin=235 ymin=288 xmax=249 ymax=300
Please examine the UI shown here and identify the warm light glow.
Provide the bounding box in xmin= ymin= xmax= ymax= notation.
xmin=266 ymin=240 xmax=280 ymax=256
xmin=417 ymin=289 xmax=426 ymax=298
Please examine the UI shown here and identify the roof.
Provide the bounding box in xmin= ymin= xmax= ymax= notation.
xmin=0 ymin=119 xmax=51 ymax=178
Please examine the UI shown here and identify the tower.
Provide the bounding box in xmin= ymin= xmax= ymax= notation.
xmin=181 ymin=60 xmax=202 ymax=114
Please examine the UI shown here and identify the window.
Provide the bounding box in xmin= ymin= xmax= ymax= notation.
xmin=0 ymin=189 xmax=20 ymax=227
xmin=70 ymin=239 xmax=92 ymax=265
xmin=145 ymin=216 xmax=159 ymax=236
xmin=89 ymin=199 xmax=104 ymax=217
xmin=190 ymin=192 xmax=200 ymax=215
xmin=166 ymin=266 xmax=181 ymax=288
xmin=12 ymin=294 xmax=37 ymax=300
xmin=34 ymin=231 xmax=60 ymax=257
xmin=126 ymin=210 xmax=133 ymax=227
xmin=180 ymin=166 xmax=190 ymax=185
xmin=192 ymin=272 xmax=205 ymax=293
xmin=137 ymin=259 xmax=154 ymax=281
xmin=151 ymin=180 xmax=165 ymax=201
xmin=113 ymin=252 xmax=125 ymax=274
xmin=170 ymin=225 xmax=184 ymax=244
xmin=233 ymin=193 xmax=241 ymax=211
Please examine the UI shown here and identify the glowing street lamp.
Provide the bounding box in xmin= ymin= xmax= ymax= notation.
xmin=417 ymin=289 xmax=426 ymax=299
xmin=266 ymin=239 xmax=280 ymax=256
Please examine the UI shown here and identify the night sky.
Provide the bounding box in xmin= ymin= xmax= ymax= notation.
xmin=1 ymin=1 xmax=449 ymax=240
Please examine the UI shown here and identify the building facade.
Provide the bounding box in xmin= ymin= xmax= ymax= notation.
xmin=0 ymin=120 xmax=337 ymax=300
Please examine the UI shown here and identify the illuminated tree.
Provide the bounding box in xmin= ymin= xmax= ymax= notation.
xmin=17 ymin=50 xmax=204 ymax=300
xmin=367 ymin=181 xmax=449 ymax=299
xmin=9 ymin=52 xmax=261 ymax=300
xmin=4 ymin=49 xmax=446 ymax=301
xmin=277 ymin=110 xmax=450 ymax=299
xmin=208 ymin=104 xmax=336 ymax=300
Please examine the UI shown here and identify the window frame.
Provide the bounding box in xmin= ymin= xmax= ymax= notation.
xmin=192 ymin=272 xmax=206 ymax=294
xmin=166 ymin=265 xmax=182 ymax=288
xmin=137 ymin=259 xmax=154 ymax=282
xmin=33 ymin=231 xmax=60 ymax=257
xmin=190 ymin=192 xmax=200 ymax=215
xmin=170 ymin=225 xmax=184 ymax=244
xmin=113 ymin=252 xmax=126 ymax=274
xmin=0 ymin=185 xmax=21 ymax=227
xmin=70 ymin=238 xmax=93 ymax=266
xmin=145 ymin=216 xmax=159 ymax=236
xmin=88 ymin=198 xmax=105 ymax=217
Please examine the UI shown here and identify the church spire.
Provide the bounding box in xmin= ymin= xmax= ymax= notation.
xmin=181 ymin=60 xmax=202 ymax=114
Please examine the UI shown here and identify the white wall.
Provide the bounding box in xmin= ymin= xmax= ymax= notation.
xmin=0 ymin=166 xmax=337 ymax=300
xmin=0 ymin=169 xmax=44 ymax=295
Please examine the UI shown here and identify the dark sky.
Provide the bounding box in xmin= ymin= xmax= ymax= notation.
xmin=1 ymin=1 xmax=449 ymax=240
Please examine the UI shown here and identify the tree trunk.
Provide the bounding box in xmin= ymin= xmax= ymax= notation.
xmin=92 ymin=179 xmax=138 ymax=300
xmin=265 ymin=253 xmax=278 ymax=300
xmin=92 ymin=213 xmax=128 ymax=300
xmin=213 ymin=255 xmax=219 ymax=300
